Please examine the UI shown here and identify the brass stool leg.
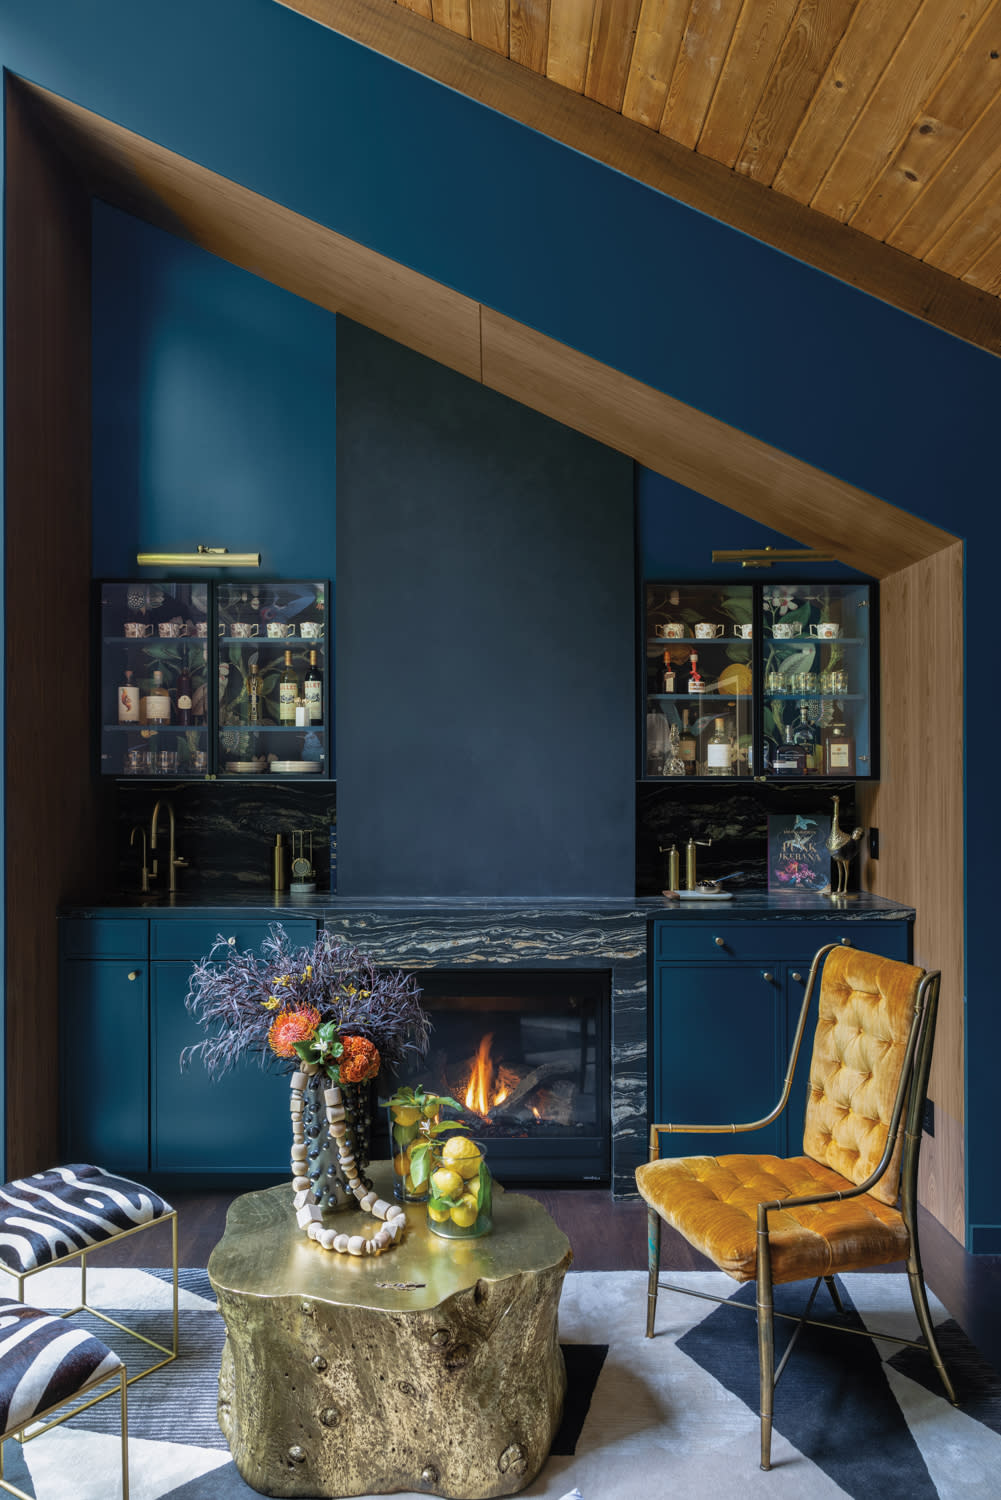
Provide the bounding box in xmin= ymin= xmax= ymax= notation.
xmin=906 ymin=1257 xmax=958 ymax=1405
xmin=646 ymin=1209 xmax=661 ymax=1338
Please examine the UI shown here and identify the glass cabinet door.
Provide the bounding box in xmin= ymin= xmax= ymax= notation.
xmin=763 ymin=582 xmax=872 ymax=778
xmin=100 ymin=581 xmax=210 ymax=777
xmin=644 ymin=583 xmax=754 ymax=779
xmin=216 ymin=580 xmax=327 ymax=778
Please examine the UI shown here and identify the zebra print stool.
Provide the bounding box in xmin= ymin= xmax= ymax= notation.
xmin=0 ymin=1298 xmax=128 ymax=1498
xmin=0 ymin=1165 xmax=177 ymax=1401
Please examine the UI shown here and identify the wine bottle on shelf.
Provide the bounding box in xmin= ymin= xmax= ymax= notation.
xmin=661 ymin=651 xmax=676 ymax=693
xmin=175 ymin=646 xmax=193 ymax=727
xmin=706 ymin=717 xmax=732 ymax=776
xmin=279 ymin=649 xmax=298 ymax=725
xmin=245 ymin=661 xmax=262 ymax=724
xmin=679 ymin=708 xmax=698 ymax=775
xmin=686 ymin=651 xmax=706 ymax=694
xmin=117 ymin=667 xmax=139 ymax=724
xmin=823 ymin=714 xmax=856 ymax=775
xmin=144 ymin=667 xmax=171 ymax=726
xmin=304 ymin=650 xmax=323 ymax=722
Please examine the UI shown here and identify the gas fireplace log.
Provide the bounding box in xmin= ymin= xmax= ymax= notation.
xmin=489 ymin=1061 xmax=571 ymax=1114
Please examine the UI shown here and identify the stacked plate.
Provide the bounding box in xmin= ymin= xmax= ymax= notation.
xmin=225 ymin=759 xmax=269 ymax=773
xmin=270 ymin=760 xmax=320 ymax=774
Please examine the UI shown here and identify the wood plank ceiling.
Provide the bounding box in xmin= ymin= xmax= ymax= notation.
xmin=397 ymin=0 xmax=1001 ymax=302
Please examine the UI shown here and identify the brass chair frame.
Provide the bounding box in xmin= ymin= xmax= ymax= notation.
xmin=0 ymin=1363 xmax=128 ymax=1500
xmin=0 ymin=1208 xmax=178 ymax=1422
xmin=644 ymin=942 xmax=958 ymax=1471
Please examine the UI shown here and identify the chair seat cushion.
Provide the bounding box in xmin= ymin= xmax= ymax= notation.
xmin=0 ymin=1299 xmax=122 ymax=1435
xmin=636 ymin=1152 xmax=910 ymax=1283
xmin=0 ymin=1165 xmax=173 ymax=1273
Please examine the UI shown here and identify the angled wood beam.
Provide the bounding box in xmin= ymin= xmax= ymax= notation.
xmin=279 ymin=0 xmax=1001 ymax=359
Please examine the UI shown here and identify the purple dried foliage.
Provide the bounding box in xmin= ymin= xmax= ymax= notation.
xmin=181 ymin=922 xmax=430 ymax=1079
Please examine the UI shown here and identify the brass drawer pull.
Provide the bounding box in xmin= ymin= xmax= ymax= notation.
xmin=714 ymin=936 xmax=726 ymax=948
xmin=127 ymin=970 xmax=140 ymax=981
xmin=762 ymin=971 xmax=774 ymax=983
xmin=228 ymin=936 xmax=237 ymax=945
xmin=791 ymin=971 xmax=804 ymax=984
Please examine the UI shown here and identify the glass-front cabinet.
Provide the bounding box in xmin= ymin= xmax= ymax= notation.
xmin=99 ymin=579 xmax=329 ymax=779
xmin=643 ymin=581 xmax=875 ymax=780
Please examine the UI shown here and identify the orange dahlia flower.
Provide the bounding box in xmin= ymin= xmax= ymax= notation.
xmin=267 ymin=1006 xmax=322 ymax=1058
xmin=339 ymin=1034 xmax=381 ymax=1083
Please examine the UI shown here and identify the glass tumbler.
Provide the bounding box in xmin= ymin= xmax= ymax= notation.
xmin=387 ymin=1101 xmax=440 ymax=1202
xmin=426 ymin=1138 xmax=492 ymax=1240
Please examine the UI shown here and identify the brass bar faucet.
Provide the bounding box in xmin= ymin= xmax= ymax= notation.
xmin=150 ymin=798 xmax=189 ymax=892
xmin=129 ymin=825 xmax=151 ymax=893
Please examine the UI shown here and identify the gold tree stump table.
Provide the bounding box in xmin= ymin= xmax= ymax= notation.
xmin=207 ymin=1162 xmax=573 ymax=1499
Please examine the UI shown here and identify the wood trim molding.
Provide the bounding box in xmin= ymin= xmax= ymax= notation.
xmin=278 ymin=0 xmax=1001 ymax=359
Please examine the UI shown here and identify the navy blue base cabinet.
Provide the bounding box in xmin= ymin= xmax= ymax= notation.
xmin=60 ymin=915 xmax=317 ymax=1181
xmin=650 ymin=914 xmax=912 ymax=1161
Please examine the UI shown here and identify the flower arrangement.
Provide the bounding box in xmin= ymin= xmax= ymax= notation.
xmin=181 ymin=923 xmax=431 ymax=1085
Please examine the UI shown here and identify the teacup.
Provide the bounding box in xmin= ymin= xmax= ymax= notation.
xmin=158 ymin=621 xmax=186 ymax=638
xmin=773 ymin=621 xmax=803 ymax=638
xmin=266 ymin=621 xmax=296 ymax=639
xmin=124 ymin=621 xmax=153 ymax=638
xmin=810 ymin=622 xmax=840 ymax=639
xmin=732 ymin=623 xmax=753 ymax=639
xmin=230 ymin=622 xmax=259 ymax=638
xmin=192 ymin=621 xmax=209 ymax=638
xmin=655 ymin=622 xmax=685 ymax=640
xmin=694 ymin=622 xmax=725 ymax=639
xmin=300 ymin=620 xmax=324 ymax=639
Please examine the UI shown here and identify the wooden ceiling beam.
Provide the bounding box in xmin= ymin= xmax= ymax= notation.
xmin=278 ymin=0 xmax=1001 ymax=356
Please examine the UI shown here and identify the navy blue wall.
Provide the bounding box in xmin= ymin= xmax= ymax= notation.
xmin=91 ymin=202 xmax=337 ymax=579
xmin=336 ymin=319 xmax=635 ymax=898
xmin=1 ymin=0 xmax=996 ymax=1241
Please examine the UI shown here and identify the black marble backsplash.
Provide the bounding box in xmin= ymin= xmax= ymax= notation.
xmin=111 ymin=782 xmax=336 ymax=895
xmin=636 ymin=781 xmax=857 ymax=896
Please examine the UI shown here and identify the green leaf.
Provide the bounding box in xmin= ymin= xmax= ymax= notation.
xmin=721 ymin=596 xmax=753 ymax=624
xmin=428 ymin=1120 xmax=470 ymax=1137
xmin=475 ymin=1160 xmax=489 ymax=1211
xmin=409 ymin=1145 xmax=430 ymax=1188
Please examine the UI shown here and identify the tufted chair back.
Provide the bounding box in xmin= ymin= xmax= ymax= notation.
xmin=801 ymin=946 xmax=924 ymax=1206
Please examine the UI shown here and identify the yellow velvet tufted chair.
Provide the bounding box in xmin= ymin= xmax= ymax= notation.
xmin=636 ymin=943 xmax=957 ymax=1471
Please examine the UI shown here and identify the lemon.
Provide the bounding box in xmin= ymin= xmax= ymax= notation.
xmin=392 ymin=1152 xmax=409 ymax=1178
xmin=391 ymin=1105 xmax=421 ymax=1126
xmin=441 ymin=1137 xmax=482 ymax=1179
xmin=430 ymin=1167 xmax=464 ymax=1199
xmin=422 ymin=1101 xmax=440 ymax=1119
xmin=427 ymin=1201 xmax=451 ymax=1223
xmin=403 ymin=1173 xmax=423 ymax=1195
xmin=449 ymin=1194 xmax=479 ymax=1228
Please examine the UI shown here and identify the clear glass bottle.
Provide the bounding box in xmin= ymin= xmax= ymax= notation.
xmin=705 ymin=716 xmax=732 ymax=776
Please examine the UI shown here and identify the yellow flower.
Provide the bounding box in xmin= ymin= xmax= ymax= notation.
xmin=261 ymin=996 xmax=281 ymax=1010
xmin=303 ymin=965 xmax=313 ymax=980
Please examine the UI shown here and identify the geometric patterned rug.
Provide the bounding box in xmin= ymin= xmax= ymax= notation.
xmin=3 ymin=1268 xmax=999 ymax=1498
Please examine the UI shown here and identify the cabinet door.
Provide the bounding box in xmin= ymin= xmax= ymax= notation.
xmin=60 ymin=959 xmax=149 ymax=1172
xmin=652 ymin=962 xmax=785 ymax=1159
xmin=151 ymin=964 xmax=292 ymax=1173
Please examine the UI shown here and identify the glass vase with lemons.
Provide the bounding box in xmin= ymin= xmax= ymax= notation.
xmin=426 ymin=1133 xmax=492 ymax=1240
xmin=383 ymin=1085 xmax=463 ymax=1202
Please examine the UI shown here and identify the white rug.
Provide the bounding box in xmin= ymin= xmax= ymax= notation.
xmin=3 ymin=1268 xmax=999 ymax=1499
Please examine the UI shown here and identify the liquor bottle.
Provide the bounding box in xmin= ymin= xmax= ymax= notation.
xmin=661 ymin=651 xmax=675 ymax=693
xmin=679 ymin=708 xmax=698 ymax=775
xmin=793 ymin=699 xmax=818 ymax=773
xmin=117 ymin=667 xmax=139 ymax=724
xmin=706 ymin=717 xmax=732 ymax=776
xmin=144 ymin=667 xmax=171 ymax=725
xmin=175 ymin=646 xmax=193 ymax=727
xmin=773 ymin=721 xmax=806 ymax=775
xmin=686 ymin=651 xmax=706 ymax=694
xmin=304 ymin=650 xmax=323 ymax=722
xmin=279 ymin=649 xmax=298 ymax=725
xmin=245 ymin=661 xmax=262 ymax=724
xmin=823 ymin=715 xmax=856 ymax=775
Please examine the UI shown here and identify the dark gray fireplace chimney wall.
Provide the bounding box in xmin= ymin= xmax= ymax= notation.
xmin=335 ymin=319 xmax=636 ymax=898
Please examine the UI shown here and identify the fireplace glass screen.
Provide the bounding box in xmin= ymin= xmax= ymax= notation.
xmin=382 ymin=969 xmax=610 ymax=1185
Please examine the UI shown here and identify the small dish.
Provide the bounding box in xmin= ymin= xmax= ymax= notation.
xmin=678 ymin=890 xmax=734 ymax=901
xmin=270 ymin=760 xmax=320 ymax=773
xmin=225 ymin=759 xmax=269 ymax=773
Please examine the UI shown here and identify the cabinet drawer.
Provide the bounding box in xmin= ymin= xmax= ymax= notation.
xmin=652 ymin=921 xmax=910 ymax=963
xmin=150 ymin=918 xmax=317 ymax=961
xmin=61 ymin=918 xmax=148 ymax=960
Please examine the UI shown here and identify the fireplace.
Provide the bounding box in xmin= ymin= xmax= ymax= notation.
xmin=381 ymin=970 xmax=611 ymax=1185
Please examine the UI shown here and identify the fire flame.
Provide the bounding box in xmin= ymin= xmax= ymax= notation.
xmin=463 ymin=1035 xmax=519 ymax=1118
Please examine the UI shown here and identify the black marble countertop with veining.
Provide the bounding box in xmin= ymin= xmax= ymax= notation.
xmin=60 ymin=889 xmax=914 ymax=920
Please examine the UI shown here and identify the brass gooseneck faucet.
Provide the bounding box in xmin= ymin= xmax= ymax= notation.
xmin=150 ymin=798 xmax=189 ymax=892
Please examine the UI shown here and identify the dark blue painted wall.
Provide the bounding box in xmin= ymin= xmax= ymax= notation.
xmin=336 ymin=319 xmax=635 ymax=898
xmin=0 ymin=0 xmax=995 ymax=1241
xmin=91 ymin=202 xmax=337 ymax=579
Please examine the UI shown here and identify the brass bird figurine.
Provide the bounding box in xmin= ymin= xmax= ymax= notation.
xmin=826 ymin=794 xmax=864 ymax=894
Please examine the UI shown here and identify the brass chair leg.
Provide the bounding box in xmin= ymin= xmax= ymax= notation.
xmin=646 ymin=1209 xmax=661 ymax=1338
xmin=823 ymin=1275 xmax=844 ymax=1313
xmin=756 ymin=1213 xmax=775 ymax=1471
xmin=906 ymin=1257 xmax=958 ymax=1406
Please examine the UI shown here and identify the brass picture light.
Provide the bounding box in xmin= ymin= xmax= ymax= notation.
xmin=711 ymin=547 xmax=836 ymax=568
xmin=136 ymin=544 xmax=261 ymax=567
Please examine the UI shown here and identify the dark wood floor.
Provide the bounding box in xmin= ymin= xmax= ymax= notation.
xmin=96 ymin=1184 xmax=1001 ymax=1373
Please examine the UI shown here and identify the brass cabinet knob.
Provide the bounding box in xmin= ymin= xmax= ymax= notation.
xmin=227 ymin=936 xmax=237 ymax=945
xmin=791 ymin=971 xmax=804 ymax=984
xmin=127 ymin=970 xmax=140 ymax=981
xmin=714 ymin=936 xmax=726 ymax=948
xmin=762 ymin=971 xmax=774 ymax=983
xmin=840 ymin=937 xmax=852 ymax=946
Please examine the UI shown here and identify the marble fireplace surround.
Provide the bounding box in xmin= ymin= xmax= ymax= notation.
xmin=321 ymin=900 xmax=655 ymax=1198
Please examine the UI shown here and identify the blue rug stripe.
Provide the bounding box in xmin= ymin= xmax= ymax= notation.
xmin=676 ymin=1278 xmax=939 ymax=1500
xmin=890 ymin=1318 xmax=1001 ymax=1433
